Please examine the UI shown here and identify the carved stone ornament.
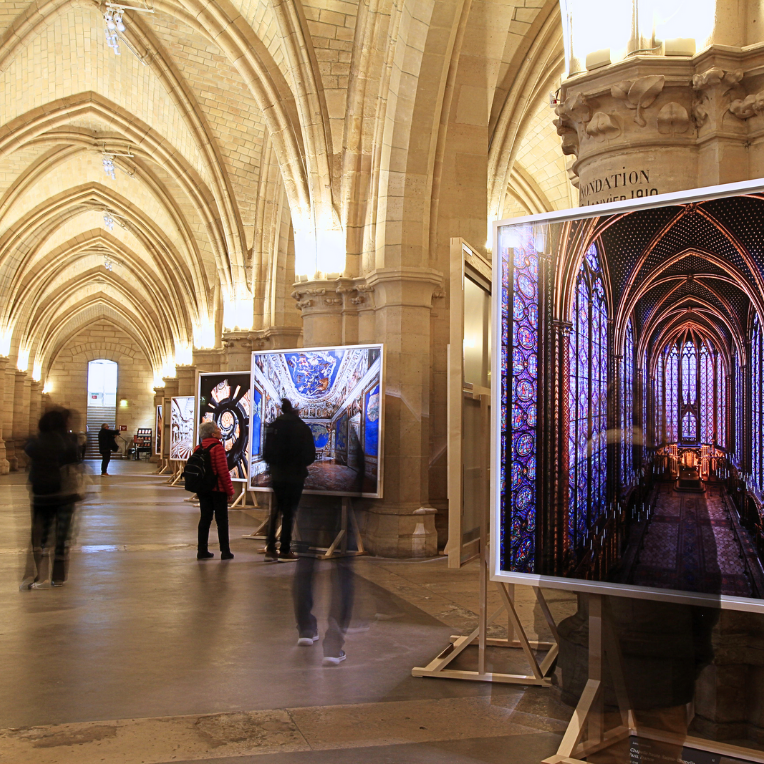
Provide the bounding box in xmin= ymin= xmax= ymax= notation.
xmin=585 ymin=111 xmax=620 ymax=141
xmin=729 ymin=90 xmax=764 ymax=119
xmin=692 ymin=67 xmax=744 ymax=126
xmin=692 ymin=66 xmax=743 ymax=94
xmin=610 ymin=75 xmax=665 ymax=126
xmin=657 ymin=102 xmax=690 ymax=135
xmin=553 ymin=92 xmax=592 ymax=157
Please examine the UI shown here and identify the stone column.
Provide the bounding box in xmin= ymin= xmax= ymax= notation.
xmin=12 ymin=371 xmax=31 ymax=470
xmin=176 ymin=366 xmax=196 ymax=397
xmin=3 ymin=360 xmax=16 ymax=471
xmin=193 ymin=349 xmax=223 ymax=374
xmin=292 ymin=271 xmax=443 ymax=557
xmin=222 ymin=333 xmax=258 ymax=372
xmin=0 ymin=358 xmax=9 ymax=474
xmin=28 ymin=381 xmax=42 ymax=441
xmin=554 ymin=51 xmax=764 ymax=204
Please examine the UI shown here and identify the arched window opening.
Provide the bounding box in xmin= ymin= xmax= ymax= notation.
xmin=681 ymin=340 xmax=698 ymax=442
xmin=717 ymin=354 xmax=726 ymax=451
xmin=620 ymin=318 xmax=634 ymax=488
xmin=735 ymin=350 xmax=743 ymax=465
xmin=700 ymin=341 xmax=714 ymax=446
xmin=655 ymin=350 xmax=664 ymax=445
xmin=666 ymin=345 xmax=679 ymax=442
xmin=753 ymin=317 xmax=763 ymax=490
xmin=87 ymin=359 xmax=118 ymax=408
xmin=642 ymin=348 xmax=648 ymax=451
xmin=568 ymin=243 xmax=608 ymax=554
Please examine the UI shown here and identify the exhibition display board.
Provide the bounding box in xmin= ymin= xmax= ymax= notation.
xmin=249 ymin=344 xmax=384 ymax=497
xmin=169 ymin=395 xmax=195 ymax=461
xmin=492 ymin=178 xmax=764 ymax=615
xmin=154 ymin=404 xmax=163 ymax=456
xmin=197 ymin=372 xmax=251 ymax=482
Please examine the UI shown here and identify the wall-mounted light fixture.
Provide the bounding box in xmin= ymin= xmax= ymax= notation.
xmin=119 ymin=399 xmax=129 ymax=408
xmin=103 ymin=1 xmax=154 ymax=61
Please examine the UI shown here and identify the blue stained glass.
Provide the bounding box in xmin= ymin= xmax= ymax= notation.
xmin=753 ymin=319 xmax=762 ymax=489
xmin=568 ymin=244 xmax=608 ymax=554
xmin=717 ymin=354 xmax=726 ymax=450
xmin=620 ymin=319 xmax=634 ymax=488
xmin=700 ymin=343 xmax=714 ymax=447
xmin=667 ymin=346 xmax=679 ymax=442
xmin=499 ymin=226 xmax=539 ymax=572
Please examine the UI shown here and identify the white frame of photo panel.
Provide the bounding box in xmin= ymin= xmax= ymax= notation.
xmin=169 ymin=394 xmax=195 ymax=462
xmin=490 ymin=177 xmax=764 ymax=615
xmin=248 ymin=343 xmax=385 ymax=498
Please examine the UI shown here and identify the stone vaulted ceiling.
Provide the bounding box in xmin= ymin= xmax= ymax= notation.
xmin=0 ymin=0 xmax=572 ymax=386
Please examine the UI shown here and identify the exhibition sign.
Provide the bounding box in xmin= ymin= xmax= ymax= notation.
xmin=197 ymin=372 xmax=251 ymax=482
xmin=249 ymin=344 xmax=384 ymax=497
xmin=492 ymin=178 xmax=764 ymax=613
xmin=169 ymin=395 xmax=195 ymax=461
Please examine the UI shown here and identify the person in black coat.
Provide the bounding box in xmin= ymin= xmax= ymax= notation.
xmin=262 ymin=398 xmax=316 ymax=560
xmin=97 ymin=423 xmax=118 ymax=475
xmin=22 ymin=408 xmax=81 ymax=587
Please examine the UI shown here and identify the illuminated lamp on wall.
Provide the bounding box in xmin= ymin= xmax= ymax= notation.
xmin=43 ymin=383 xmax=53 ymax=395
xmin=294 ymin=227 xmax=346 ymax=280
xmin=119 ymin=399 xmax=129 ymax=408
xmin=193 ymin=319 xmax=216 ymax=350
xmin=222 ymin=289 xmax=253 ymax=332
xmin=0 ymin=326 xmax=12 ymax=357
xmin=16 ymin=347 xmax=30 ymax=373
xmin=174 ymin=341 xmax=193 ymax=366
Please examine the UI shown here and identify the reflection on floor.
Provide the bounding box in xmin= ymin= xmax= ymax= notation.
xmin=0 ymin=461 xmax=573 ymax=764
xmin=629 ymin=482 xmax=760 ymax=597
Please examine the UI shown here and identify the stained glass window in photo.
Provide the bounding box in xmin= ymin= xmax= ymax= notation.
xmin=700 ymin=342 xmax=714 ymax=446
xmin=717 ymin=354 xmax=726 ymax=450
xmin=753 ymin=318 xmax=762 ymax=489
xmin=568 ymin=243 xmax=608 ymax=554
xmin=499 ymin=225 xmax=539 ymax=573
xmin=620 ymin=318 xmax=634 ymax=488
xmin=666 ymin=345 xmax=679 ymax=442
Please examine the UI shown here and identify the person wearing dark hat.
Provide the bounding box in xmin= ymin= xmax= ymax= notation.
xmin=262 ymin=399 xmax=315 ymax=561
xmin=97 ymin=423 xmax=118 ymax=475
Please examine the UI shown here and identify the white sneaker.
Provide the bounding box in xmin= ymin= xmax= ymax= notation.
xmin=297 ymin=634 xmax=319 ymax=646
xmin=322 ymin=650 xmax=346 ymax=666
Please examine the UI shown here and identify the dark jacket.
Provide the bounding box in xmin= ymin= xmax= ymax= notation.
xmin=263 ymin=412 xmax=316 ymax=483
xmin=98 ymin=427 xmax=117 ymax=456
xmin=25 ymin=431 xmax=80 ymax=504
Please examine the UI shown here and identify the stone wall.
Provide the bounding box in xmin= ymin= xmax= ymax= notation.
xmin=46 ymin=320 xmax=154 ymax=441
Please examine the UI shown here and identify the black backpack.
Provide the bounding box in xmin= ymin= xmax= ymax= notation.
xmin=183 ymin=443 xmax=218 ymax=494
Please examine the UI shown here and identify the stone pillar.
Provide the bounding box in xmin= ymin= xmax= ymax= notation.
xmin=176 ymin=366 xmax=196 ymax=396
xmin=28 ymin=381 xmax=42 ymax=440
xmin=222 ymin=333 xmax=259 ymax=372
xmin=554 ymin=51 xmax=764 ymax=204
xmin=12 ymin=371 xmax=31 ymax=469
xmin=193 ymin=349 xmax=223 ymax=374
xmin=294 ymin=270 xmax=443 ymax=557
xmin=0 ymin=358 xmax=9 ymax=474
xmin=3 ymin=360 xmax=16 ymax=471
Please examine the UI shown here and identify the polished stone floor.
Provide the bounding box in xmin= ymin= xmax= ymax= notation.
xmin=0 ymin=460 xmax=574 ymax=763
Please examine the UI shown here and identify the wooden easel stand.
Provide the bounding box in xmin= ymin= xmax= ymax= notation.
xmin=544 ymin=594 xmax=764 ymax=764
xmin=412 ymin=547 xmax=559 ymax=685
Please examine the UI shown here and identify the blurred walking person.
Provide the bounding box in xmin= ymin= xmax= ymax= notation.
xmin=21 ymin=408 xmax=84 ymax=588
xmin=194 ymin=419 xmax=235 ymax=560
xmin=97 ymin=423 xmax=118 ymax=475
xmin=262 ymin=399 xmax=315 ymax=561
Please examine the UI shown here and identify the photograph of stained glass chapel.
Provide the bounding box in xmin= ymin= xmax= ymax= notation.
xmin=249 ymin=344 xmax=383 ymax=497
xmin=495 ymin=185 xmax=764 ymax=608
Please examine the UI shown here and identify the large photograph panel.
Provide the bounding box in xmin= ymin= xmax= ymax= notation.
xmin=493 ymin=182 xmax=764 ymax=612
xmin=170 ymin=395 xmax=195 ymax=461
xmin=249 ymin=344 xmax=384 ymax=497
xmin=197 ymin=372 xmax=251 ymax=482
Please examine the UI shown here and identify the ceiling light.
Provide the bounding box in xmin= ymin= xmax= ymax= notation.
xmin=103 ymin=212 xmax=114 ymax=231
xmin=102 ymin=155 xmax=116 ymax=180
xmin=103 ymin=2 xmax=154 ymax=59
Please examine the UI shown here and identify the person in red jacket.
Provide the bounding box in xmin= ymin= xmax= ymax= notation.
xmin=195 ymin=419 xmax=235 ymax=560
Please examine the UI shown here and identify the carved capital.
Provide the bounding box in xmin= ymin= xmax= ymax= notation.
xmin=610 ymin=75 xmax=665 ymax=127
